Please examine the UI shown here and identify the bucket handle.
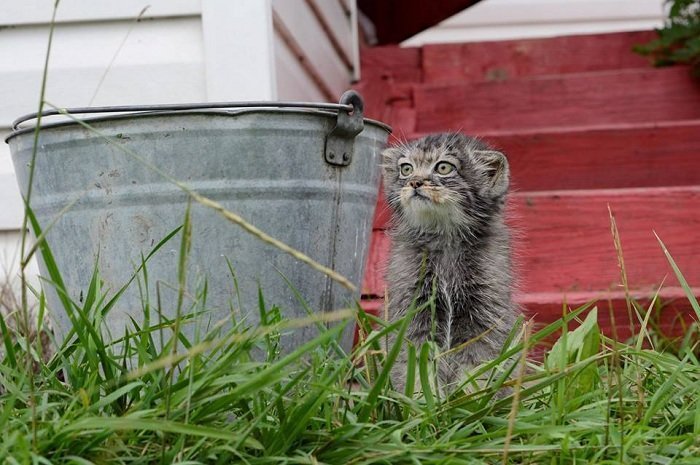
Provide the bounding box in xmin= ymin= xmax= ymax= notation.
xmin=324 ymin=90 xmax=365 ymax=167
xmin=11 ymin=101 xmax=355 ymax=132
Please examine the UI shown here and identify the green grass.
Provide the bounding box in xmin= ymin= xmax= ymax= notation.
xmin=2 ymin=215 xmax=700 ymax=464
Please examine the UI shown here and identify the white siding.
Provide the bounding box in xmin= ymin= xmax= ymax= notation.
xmin=0 ymin=0 xmax=200 ymax=25
xmin=202 ymin=0 xmax=277 ymax=100
xmin=0 ymin=128 xmax=23 ymax=231
xmin=0 ymin=178 xmax=24 ymax=232
xmin=0 ymin=230 xmax=40 ymax=295
xmin=275 ymin=33 xmax=327 ymax=102
xmin=0 ymin=13 xmax=208 ymax=256
xmin=0 ymin=175 xmax=22 ymax=231
xmin=403 ymin=0 xmax=666 ymax=46
xmin=0 ymin=18 xmax=207 ymax=123
xmin=272 ymin=0 xmax=355 ymax=101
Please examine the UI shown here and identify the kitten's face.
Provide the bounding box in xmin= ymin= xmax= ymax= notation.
xmin=382 ymin=133 xmax=509 ymax=234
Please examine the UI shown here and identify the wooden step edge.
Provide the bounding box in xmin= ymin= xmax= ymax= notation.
xmin=512 ymin=184 xmax=700 ymax=199
xmin=513 ymin=184 xmax=700 ymax=199
xmin=415 ymin=65 xmax=696 ymax=92
xmin=394 ymin=118 xmax=700 ymax=142
xmin=361 ymin=288 xmax=698 ymax=310
xmin=518 ymin=287 xmax=695 ymax=308
xmin=359 ymin=286 xmax=699 ymax=340
xmin=419 ymin=29 xmax=656 ymax=53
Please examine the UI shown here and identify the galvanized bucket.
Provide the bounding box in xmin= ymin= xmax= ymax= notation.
xmin=6 ymin=91 xmax=390 ymax=351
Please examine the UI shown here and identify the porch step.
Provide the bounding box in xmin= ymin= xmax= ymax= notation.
xmin=360 ymin=30 xmax=657 ymax=85
xmin=422 ymin=30 xmax=656 ymax=83
xmin=483 ymin=121 xmax=700 ymax=191
xmin=360 ymin=46 xmax=422 ymax=83
xmin=413 ymin=66 xmax=700 ymax=133
xmin=374 ymin=120 xmax=700 ymax=198
xmin=365 ymin=186 xmax=700 ymax=297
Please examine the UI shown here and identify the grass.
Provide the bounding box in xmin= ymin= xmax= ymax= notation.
xmin=3 ymin=2 xmax=700 ymax=462
xmin=1 ymin=206 xmax=700 ymax=464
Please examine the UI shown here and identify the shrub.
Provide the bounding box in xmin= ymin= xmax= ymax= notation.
xmin=634 ymin=0 xmax=700 ymax=77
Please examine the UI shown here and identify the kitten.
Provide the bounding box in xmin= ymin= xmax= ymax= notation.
xmin=382 ymin=132 xmax=518 ymax=392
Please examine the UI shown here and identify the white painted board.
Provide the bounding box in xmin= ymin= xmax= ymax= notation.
xmin=202 ymin=0 xmax=277 ymax=101
xmin=273 ymin=0 xmax=352 ymax=100
xmin=275 ymin=32 xmax=327 ymax=102
xmin=0 ymin=18 xmax=206 ymax=125
xmin=403 ymin=0 xmax=665 ymax=46
xmin=1 ymin=0 xmax=201 ymax=25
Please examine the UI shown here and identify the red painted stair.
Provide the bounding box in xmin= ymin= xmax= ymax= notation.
xmin=356 ymin=30 xmax=700 ymax=339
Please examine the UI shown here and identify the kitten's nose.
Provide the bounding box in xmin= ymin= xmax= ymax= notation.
xmin=408 ymin=179 xmax=424 ymax=188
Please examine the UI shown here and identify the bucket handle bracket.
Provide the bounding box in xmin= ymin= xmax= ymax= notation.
xmin=324 ymin=91 xmax=364 ymax=167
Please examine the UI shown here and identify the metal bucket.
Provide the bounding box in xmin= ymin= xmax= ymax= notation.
xmin=6 ymin=91 xmax=390 ymax=351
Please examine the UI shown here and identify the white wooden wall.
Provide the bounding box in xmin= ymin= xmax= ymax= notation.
xmin=0 ymin=0 xmax=357 ymax=285
xmin=403 ymin=0 xmax=666 ymax=46
xmin=273 ymin=0 xmax=358 ymax=102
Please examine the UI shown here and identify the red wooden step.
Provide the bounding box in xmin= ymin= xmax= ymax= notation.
xmin=363 ymin=230 xmax=390 ymax=296
xmin=487 ymin=121 xmax=700 ymax=191
xmin=521 ymin=288 xmax=697 ymax=339
xmin=413 ymin=67 xmax=700 ymax=133
xmin=360 ymin=46 xmax=422 ymax=83
xmin=386 ymin=120 xmax=700 ymax=192
xmin=354 ymin=80 xmax=415 ymax=124
xmin=513 ymin=186 xmax=700 ymax=293
xmin=422 ymin=30 xmax=656 ymax=83
xmin=361 ymin=287 xmax=699 ymax=342
xmin=364 ymin=186 xmax=700 ymax=297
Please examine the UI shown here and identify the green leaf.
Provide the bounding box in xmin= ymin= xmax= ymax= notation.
xmin=544 ymin=308 xmax=600 ymax=407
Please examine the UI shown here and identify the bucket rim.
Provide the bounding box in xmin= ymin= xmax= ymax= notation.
xmin=6 ymin=101 xmax=392 ymax=142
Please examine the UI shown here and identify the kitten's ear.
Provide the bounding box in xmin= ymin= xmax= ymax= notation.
xmin=474 ymin=150 xmax=510 ymax=197
xmin=381 ymin=147 xmax=402 ymax=172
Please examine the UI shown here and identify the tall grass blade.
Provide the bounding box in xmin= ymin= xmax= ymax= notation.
xmin=25 ymin=207 xmax=72 ymax=315
xmin=101 ymin=225 xmax=183 ymax=320
xmin=0 ymin=312 xmax=17 ymax=369
xmin=655 ymin=232 xmax=700 ymax=320
xmin=358 ymin=313 xmax=411 ymax=422
xmin=63 ymin=417 xmax=264 ymax=450
xmin=419 ymin=342 xmax=436 ymax=411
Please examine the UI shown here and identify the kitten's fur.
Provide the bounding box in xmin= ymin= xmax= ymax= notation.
xmin=382 ymin=133 xmax=518 ymax=391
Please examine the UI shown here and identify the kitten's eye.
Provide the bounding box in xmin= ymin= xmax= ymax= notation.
xmin=399 ymin=163 xmax=413 ymax=177
xmin=435 ymin=161 xmax=455 ymax=175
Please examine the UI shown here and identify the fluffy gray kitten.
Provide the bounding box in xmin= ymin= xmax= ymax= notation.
xmin=382 ymin=132 xmax=518 ymax=391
